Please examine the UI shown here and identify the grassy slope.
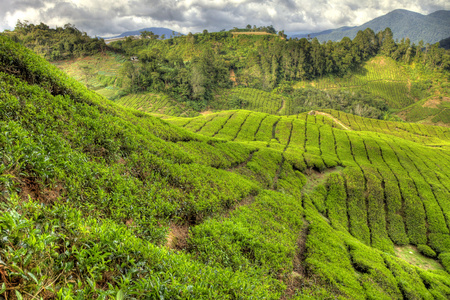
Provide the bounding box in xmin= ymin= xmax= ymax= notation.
xmin=2 ymin=36 xmax=450 ymax=299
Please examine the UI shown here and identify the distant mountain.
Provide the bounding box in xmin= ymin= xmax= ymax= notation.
xmin=297 ymin=9 xmax=450 ymax=45
xmin=103 ymin=27 xmax=183 ymax=39
xmin=290 ymin=26 xmax=355 ymax=39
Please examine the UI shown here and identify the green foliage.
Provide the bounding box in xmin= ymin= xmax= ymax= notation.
xmin=384 ymin=254 xmax=434 ymax=299
xmin=0 ymin=196 xmax=279 ymax=299
xmin=439 ymin=253 xmax=450 ymax=273
xmin=287 ymin=88 xmax=388 ymax=118
xmin=343 ymin=166 xmax=371 ymax=245
xmin=325 ymin=173 xmax=348 ymax=230
xmin=346 ymin=239 xmax=401 ymax=299
xmin=418 ymin=244 xmax=438 ymax=258
xmin=30 ymin=21 xmax=447 ymax=125
xmin=4 ymin=21 xmax=106 ymax=61
xmin=117 ymin=47 xmax=230 ymax=105
xmin=244 ymin=148 xmax=283 ymax=188
xmin=216 ymin=87 xmax=284 ymax=114
xmin=302 ymin=195 xmax=366 ymax=298
xmin=309 ymin=184 xmax=327 ymax=213
xmin=189 ymin=190 xmax=303 ymax=275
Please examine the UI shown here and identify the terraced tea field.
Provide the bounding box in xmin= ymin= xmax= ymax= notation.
xmin=215 ymin=87 xmax=285 ymax=113
xmin=3 ymin=35 xmax=450 ymax=299
xmin=165 ymin=109 xmax=450 ymax=298
xmin=293 ymin=56 xmax=416 ymax=108
xmin=53 ymin=51 xmax=126 ymax=99
xmin=116 ymin=93 xmax=199 ymax=117
xmin=291 ymin=56 xmax=450 ymax=125
xmin=168 ymin=109 xmax=450 ymax=254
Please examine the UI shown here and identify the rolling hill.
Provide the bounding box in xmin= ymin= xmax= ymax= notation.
xmin=55 ymin=51 xmax=450 ymax=126
xmin=2 ymin=34 xmax=450 ymax=299
xmin=292 ymin=9 xmax=450 ymax=45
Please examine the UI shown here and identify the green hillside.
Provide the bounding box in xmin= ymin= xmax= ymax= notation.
xmin=55 ymin=52 xmax=450 ymax=125
xmin=46 ymin=27 xmax=450 ymax=126
xmin=2 ymin=35 xmax=450 ymax=299
xmin=52 ymin=52 xmax=126 ymax=99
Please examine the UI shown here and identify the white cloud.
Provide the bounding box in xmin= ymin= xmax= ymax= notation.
xmin=0 ymin=0 xmax=448 ymax=36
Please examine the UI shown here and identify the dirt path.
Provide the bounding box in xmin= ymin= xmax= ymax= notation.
xmin=283 ymin=218 xmax=311 ymax=299
xmin=277 ymin=99 xmax=286 ymax=114
xmin=227 ymin=150 xmax=256 ymax=171
xmin=302 ymin=167 xmax=342 ymax=193
xmin=313 ymin=111 xmax=352 ymax=131
xmin=230 ymin=69 xmax=237 ymax=85
xmin=200 ymin=110 xmax=213 ymax=115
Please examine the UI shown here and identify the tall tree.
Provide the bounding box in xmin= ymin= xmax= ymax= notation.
xmin=380 ymin=28 xmax=397 ymax=57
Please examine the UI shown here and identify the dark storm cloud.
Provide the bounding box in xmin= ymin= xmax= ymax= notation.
xmin=0 ymin=0 xmax=449 ymax=36
xmin=0 ymin=0 xmax=46 ymax=13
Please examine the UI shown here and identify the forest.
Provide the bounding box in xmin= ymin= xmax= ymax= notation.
xmin=2 ymin=21 xmax=107 ymax=60
xmin=108 ymin=27 xmax=450 ymax=91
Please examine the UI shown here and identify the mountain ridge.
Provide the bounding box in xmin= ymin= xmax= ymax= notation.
xmin=102 ymin=27 xmax=184 ymax=39
xmin=290 ymin=9 xmax=450 ymax=45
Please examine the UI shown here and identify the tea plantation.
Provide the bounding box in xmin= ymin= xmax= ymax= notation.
xmin=1 ymin=35 xmax=450 ymax=299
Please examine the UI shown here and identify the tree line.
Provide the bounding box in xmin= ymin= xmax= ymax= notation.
xmin=1 ymin=21 xmax=106 ymax=61
xmin=4 ymin=22 xmax=449 ymax=109
xmin=120 ymin=48 xmax=230 ymax=110
xmin=114 ymin=26 xmax=449 ymax=106
xmin=234 ymin=27 xmax=449 ymax=89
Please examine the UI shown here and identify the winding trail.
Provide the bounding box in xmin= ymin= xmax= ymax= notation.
xmin=277 ymin=99 xmax=286 ymax=114
xmin=313 ymin=111 xmax=352 ymax=131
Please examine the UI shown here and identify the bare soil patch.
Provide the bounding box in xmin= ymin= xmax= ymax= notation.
xmin=422 ymin=98 xmax=440 ymax=108
xmin=19 ymin=176 xmax=41 ymax=202
xmin=166 ymin=224 xmax=189 ymax=250
xmin=302 ymin=166 xmax=342 ymax=194
xmin=422 ymin=97 xmax=450 ymax=108
xmin=314 ymin=111 xmax=352 ymax=131
xmin=18 ymin=176 xmax=63 ymax=206
xmin=230 ymin=69 xmax=237 ymax=84
xmin=200 ymin=110 xmax=213 ymax=115
xmin=394 ymin=245 xmax=443 ymax=271
xmin=375 ymin=57 xmax=387 ymax=66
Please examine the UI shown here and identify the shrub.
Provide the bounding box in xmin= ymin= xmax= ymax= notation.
xmin=418 ymin=244 xmax=437 ymax=258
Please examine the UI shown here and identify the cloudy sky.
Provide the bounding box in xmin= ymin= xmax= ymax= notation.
xmin=0 ymin=0 xmax=449 ymax=37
